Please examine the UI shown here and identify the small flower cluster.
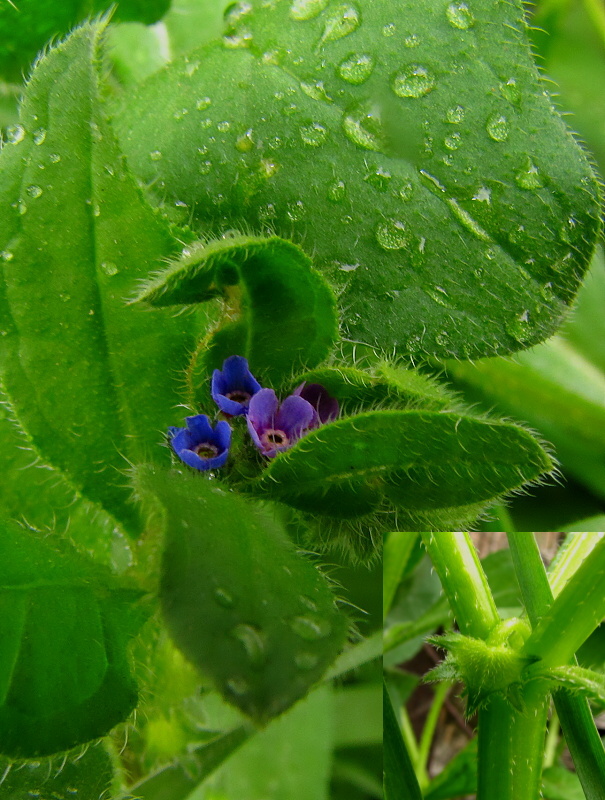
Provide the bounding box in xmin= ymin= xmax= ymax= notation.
xmin=168 ymin=356 xmax=338 ymax=471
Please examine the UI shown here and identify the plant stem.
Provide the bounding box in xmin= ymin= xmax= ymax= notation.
xmin=417 ymin=681 xmax=450 ymax=787
xmin=543 ymin=705 xmax=559 ymax=769
xmin=507 ymin=532 xmax=605 ymax=800
xmin=478 ymin=686 xmax=549 ymax=800
xmin=383 ymin=532 xmax=419 ymax=619
xmin=420 ymin=532 xmax=499 ymax=639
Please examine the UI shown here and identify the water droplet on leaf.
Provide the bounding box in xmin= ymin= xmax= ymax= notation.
xmin=342 ymin=100 xmax=384 ymax=151
xmin=7 ymin=124 xmax=25 ymax=144
xmin=231 ymin=623 xmax=266 ymax=667
xmin=1 ymin=250 xmax=14 ymax=262
xmin=382 ymin=22 xmax=396 ymax=36
xmin=300 ymin=121 xmax=328 ymax=146
xmin=486 ymin=113 xmax=509 ymax=141
xmin=337 ymin=52 xmax=374 ymax=84
xmin=444 ymin=132 xmax=461 ymax=150
xmin=26 ymin=185 xmax=43 ymax=198
xmin=196 ymin=96 xmax=212 ymax=110
xmin=376 ymin=219 xmax=409 ymax=250
xmin=33 ymin=128 xmax=47 ymax=145
xmin=404 ymin=34 xmax=420 ymax=47
xmin=100 ymin=261 xmax=119 ymax=276
xmin=328 ymin=179 xmax=346 ymax=202
xmin=500 ymin=77 xmax=521 ymax=105
xmin=290 ymin=616 xmax=331 ymax=640
xmin=364 ymin=165 xmax=392 ymax=191
xmin=150 ymin=150 xmax=163 ymax=161
xmin=446 ymin=105 xmax=465 ymax=123
xmin=446 ymin=2 xmax=475 ymax=29
xmin=289 ymin=0 xmax=329 ymax=20
xmin=391 ymin=65 xmax=435 ymax=98
xmin=214 ymin=587 xmax=235 ymax=608
xmin=515 ymin=158 xmax=544 ymax=189
xmin=287 ymin=200 xmax=306 ymax=221
xmin=217 ymin=120 xmax=231 ymax=132
xmin=300 ymin=80 xmax=332 ymax=101
xmin=319 ymin=3 xmax=361 ymax=46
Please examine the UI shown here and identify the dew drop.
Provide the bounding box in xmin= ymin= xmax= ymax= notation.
xmin=217 ymin=120 xmax=231 ymax=132
xmin=339 ymin=262 xmax=358 ymax=271
xmin=259 ymin=158 xmax=279 ymax=178
xmin=150 ymin=150 xmax=163 ymax=161
xmin=223 ymin=29 xmax=254 ymax=48
xmin=342 ymin=101 xmax=384 ymax=152
xmin=506 ymin=310 xmax=532 ymax=343
xmin=173 ymin=108 xmax=189 ymax=120
xmin=196 ymin=96 xmax=212 ymax=110
xmin=300 ymin=121 xmax=328 ymax=146
xmin=500 ymin=77 xmax=521 ymax=105
xmin=404 ymin=34 xmax=420 ymax=48
xmin=26 ymin=185 xmax=43 ymax=198
xmin=435 ymin=331 xmax=450 ymax=347
xmin=100 ymin=261 xmax=119 ymax=277
xmin=299 ymin=594 xmax=319 ymax=612
xmin=375 ymin=219 xmax=409 ymax=250
xmin=446 ymin=104 xmax=465 ymax=124
xmin=444 ymin=132 xmax=461 ymax=150
xmin=382 ymin=22 xmax=396 ymax=37
xmin=13 ymin=199 xmax=27 ymax=215
xmin=337 ymin=53 xmax=375 ymax=84
xmin=33 ymin=128 xmax=47 ymax=145
xmin=226 ymin=677 xmax=249 ymax=696
xmin=290 ymin=615 xmax=331 ymax=640
xmin=486 ymin=113 xmax=509 ymax=142
xmin=446 ymin=2 xmax=475 ymax=29
xmin=231 ymin=623 xmax=266 ymax=667
xmin=515 ymin=158 xmax=544 ymax=189
xmin=398 ymin=182 xmax=413 ymax=201
xmin=6 ymin=124 xmax=25 ymax=144
xmin=364 ymin=165 xmax=392 ymax=191
xmin=214 ymin=587 xmax=235 ymax=608
xmin=235 ymin=128 xmax=255 ymax=153
xmin=301 ymin=80 xmax=332 ymax=103
xmin=289 ymin=0 xmax=329 ymax=21
xmin=1 ymin=250 xmax=14 ymax=262
xmin=199 ymin=160 xmax=213 ymax=175
xmin=49 ymin=153 xmax=61 ymax=163
xmin=391 ymin=65 xmax=435 ymax=98
xmin=319 ymin=4 xmax=361 ymax=46
xmin=295 ymin=652 xmax=320 ymax=670
xmin=328 ymin=179 xmax=346 ymax=202
xmin=287 ymin=200 xmax=305 ymax=221
xmin=259 ymin=202 xmax=277 ymax=220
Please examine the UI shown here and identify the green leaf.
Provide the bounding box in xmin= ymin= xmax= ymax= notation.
xmin=119 ymin=726 xmax=251 ymax=800
xmin=424 ymin=738 xmax=478 ymax=800
xmin=134 ymin=234 xmax=338 ymax=386
xmin=0 ymin=22 xmax=195 ymax=533
xmin=334 ymin=683 xmax=382 ymax=747
xmin=113 ymin=1 xmax=601 ymax=360
xmin=256 ymin=410 xmax=552 ymax=524
xmin=136 ymin=465 xmax=348 ymax=724
xmin=201 ymin=686 xmax=334 ymax=800
xmin=542 ymin=766 xmax=585 ymax=800
xmin=384 ymin=681 xmax=423 ymax=800
xmin=0 ymin=518 xmax=146 ymax=758
xmin=0 ymin=742 xmax=114 ymax=800
xmin=0 ymin=0 xmax=172 ymax=81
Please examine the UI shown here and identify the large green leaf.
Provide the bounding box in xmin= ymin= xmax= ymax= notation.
xmin=137 ymin=465 xmax=348 ymax=723
xmin=0 ymin=518 xmax=146 ymax=758
xmin=0 ymin=23 xmax=195 ymax=533
xmin=113 ymin=0 xmax=601 ymax=360
xmin=256 ymin=409 xmax=552 ymax=522
xmin=0 ymin=0 xmax=172 ymax=81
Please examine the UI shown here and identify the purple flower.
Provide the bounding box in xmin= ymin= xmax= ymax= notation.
xmin=293 ymin=382 xmax=339 ymax=426
xmin=169 ymin=415 xmax=231 ymax=471
xmin=247 ymin=388 xmax=316 ymax=458
xmin=211 ymin=355 xmax=262 ymax=416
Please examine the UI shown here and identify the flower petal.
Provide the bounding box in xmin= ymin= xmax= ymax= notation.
xmin=214 ymin=419 xmax=232 ymax=451
xmin=177 ymin=447 xmax=229 ymax=471
xmin=211 ymin=355 xmax=262 ymax=415
xmin=275 ymin=395 xmax=315 ymax=437
xmin=247 ymin=388 xmax=279 ymax=432
xmin=185 ymin=414 xmax=214 ymax=442
xmin=170 ymin=427 xmax=194 ymax=455
xmin=294 ymin=382 xmax=339 ymax=424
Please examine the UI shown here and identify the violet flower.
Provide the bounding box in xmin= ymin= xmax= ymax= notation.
xmin=293 ymin=382 xmax=339 ymax=426
xmin=169 ymin=414 xmax=231 ymax=471
xmin=211 ymin=355 xmax=261 ymax=416
xmin=247 ymin=388 xmax=315 ymax=458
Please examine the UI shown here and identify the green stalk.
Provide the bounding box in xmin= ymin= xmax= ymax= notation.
xmin=548 ymin=532 xmax=605 ymax=598
xmin=384 ymin=682 xmax=423 ymax=800
xmin=416 ymin=681 xmax=450 ymax=788
xmin=420 ymin=532 xmax=499 ymax=639
xmin=478 ymin=687 xmax=549 ymax=800
xmin=507 ymin=532 xmax=605 ymax=800
xmin=523 ymin=536 xmax=605 ymax=668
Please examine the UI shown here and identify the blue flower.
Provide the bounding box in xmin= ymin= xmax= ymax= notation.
xmin=293 ymin=382 xmax=339 ymax=426
xmin=247 ymin=388 xmax=316 ymax=458
xmin=211 ymin=355 xmax=262 ymax=416
xmin=169 ymin=415 xmax=231 ymax=471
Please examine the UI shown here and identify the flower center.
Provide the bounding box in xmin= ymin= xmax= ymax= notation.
xmin=194 ymin=442 xmax=219 ymax=459
xmin=226 ymin=390 xmax=251 ymax=404
xmin=261 ymin=429 xmax=289 ymax=448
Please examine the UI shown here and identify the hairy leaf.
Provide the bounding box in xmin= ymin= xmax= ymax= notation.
xmin=114 ymin=0 xmax=601 ymax=359
xmin=256 ymin=410 xmax=552 ymax=519
xmin=0 ymin=518 xmax=146 ymax=758
xmin=137 ymin=465 xmax=348 ymax=723
xmin=135 ymin=234 xmax=338 ymax=386
xmin=0 ymin=23 xmax=195 ymax=533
